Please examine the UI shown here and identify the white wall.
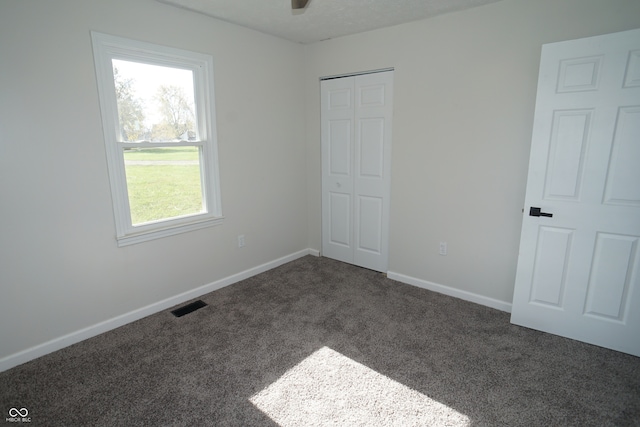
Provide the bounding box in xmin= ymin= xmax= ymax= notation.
xmin=304 ymin=0 xmax=640 ymax=304
xmin=0 ymin=0 xmax=307 ymax=363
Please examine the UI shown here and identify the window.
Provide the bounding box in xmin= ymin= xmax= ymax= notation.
xmin=91 ymin=32 xmax=223 ymax=246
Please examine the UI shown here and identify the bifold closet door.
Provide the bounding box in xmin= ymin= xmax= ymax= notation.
xmin=321 ymin=71 xmax=394 ymax=273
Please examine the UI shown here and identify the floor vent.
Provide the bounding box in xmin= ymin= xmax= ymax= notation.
xmin=171 ymin=300 xmax=207 ymax=317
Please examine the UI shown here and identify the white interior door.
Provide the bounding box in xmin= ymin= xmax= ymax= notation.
xmin=511 ymin=28 xmax=640 ymax=357
xmin=321 ymin=71 xmax=394 ymax=272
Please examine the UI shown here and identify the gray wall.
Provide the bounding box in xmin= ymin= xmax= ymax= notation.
xmin=0 ymin=0 xmax=307 ymax=362
xmin=2 ymin=0 xmax=639 ymax=365
xmin=305 ymin=0 xmax=640 ymax=304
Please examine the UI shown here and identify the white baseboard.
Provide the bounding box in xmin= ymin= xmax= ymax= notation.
xmin=307 ymin=248 xmax=320 ymax=257
xmin=386 ymin=271 xmax=512 ymax=313
xmin=0 ymin=249 xmax=315 ymax=373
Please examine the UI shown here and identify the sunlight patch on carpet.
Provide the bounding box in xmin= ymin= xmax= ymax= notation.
xmin=249 ymin=346 xmax=470 ymax=426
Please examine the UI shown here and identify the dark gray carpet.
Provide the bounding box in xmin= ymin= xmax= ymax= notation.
xmin=1 ymin=256 xmax=639 ymax=426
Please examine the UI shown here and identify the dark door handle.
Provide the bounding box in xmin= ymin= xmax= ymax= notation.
xmin=529 ymin=207 xmax=553 ymax=217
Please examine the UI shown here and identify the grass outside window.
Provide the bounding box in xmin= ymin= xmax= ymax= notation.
xmin=124 ymin=147 xmax=203 ymax=225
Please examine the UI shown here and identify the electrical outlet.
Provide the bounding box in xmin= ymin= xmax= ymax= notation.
xmin=439 ymin=241 xmax=447 ymax=256
xmin=237 ymin=234 xmax=245 ymax=248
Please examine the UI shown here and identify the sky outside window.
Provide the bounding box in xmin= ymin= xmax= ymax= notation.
xmin=112 ymin=59 xmax=196 ymax=142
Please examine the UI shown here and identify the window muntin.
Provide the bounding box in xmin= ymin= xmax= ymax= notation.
xmin=92 ymin=32 xmax=222 ymax=246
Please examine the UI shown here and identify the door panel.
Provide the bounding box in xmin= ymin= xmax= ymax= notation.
xmin=529 ymin=226 xmax=573 ymax=308
xmin=359 ymin=83 xmax=386 ymax=106
xmin=329 ymin=192 xmax=351 ymax=247
xmin=322 ymin=78 xmax=355 ymax=265
xmin=328 ymin=88 xmax=352 ymax=109
xmin=556 ymin=55 xmax=603 ymax=93
xmin=353 ymin=72 xmax=393 ymax=271
xmin=358 ymin=119 xmax=384 ymax=178
xmin=584 ymin=233 xmax=637 ymax=321
xmin=624 ymin=50 xmax=640 ymax=87
xmin=604 ymin=106 xmax=640 ymax=206
xmin=544 ymin=110 xmax=591 ymax=200
xmin=511 ymin=28 xmax=640 ymax=357
xmin=321 ymin=71 xmax=393 ymax=272
xmin=329 ymin=120 xmax=351 ymax=176
xmin=357 ymin=195 xmax=383 ymax=254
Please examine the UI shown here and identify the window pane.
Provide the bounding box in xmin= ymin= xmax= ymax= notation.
xmin=123 ymin=147 xmax=204 ymax=225
xmin=112 ymin=59 xmax=197 ymax=142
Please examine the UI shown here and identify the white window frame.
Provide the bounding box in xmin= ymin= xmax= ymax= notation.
xmin=91 ymin=32 xmax=223 ymax=246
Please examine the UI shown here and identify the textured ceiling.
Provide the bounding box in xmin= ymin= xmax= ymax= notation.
xmin=156 ymin=0 xmax=504 ymax=44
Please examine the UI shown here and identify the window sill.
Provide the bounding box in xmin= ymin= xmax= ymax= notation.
xmin=116 ymin=216 xmax=224 ymax=247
